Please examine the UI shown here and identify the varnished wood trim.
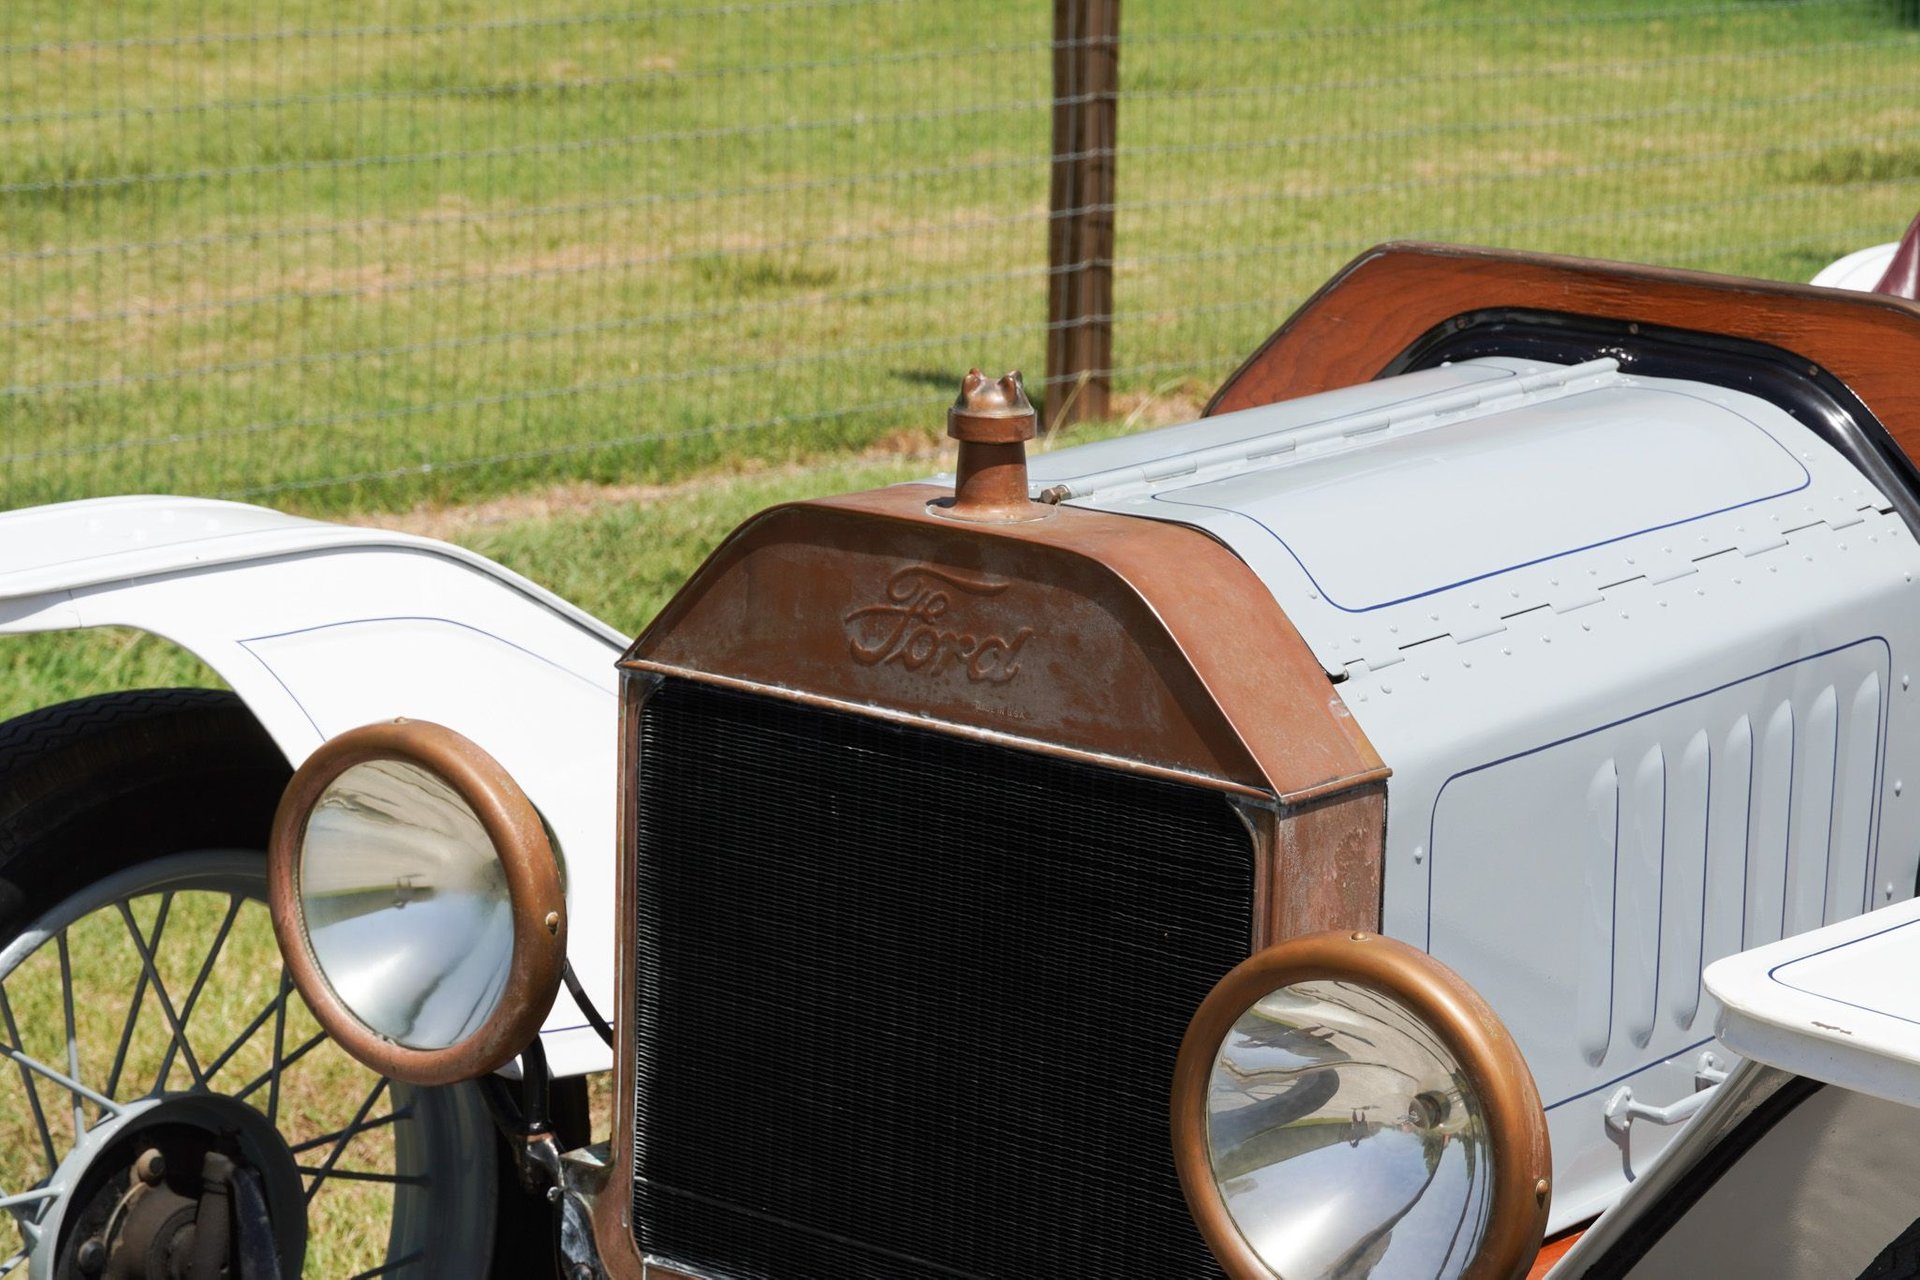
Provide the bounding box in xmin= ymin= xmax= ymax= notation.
xmin=1206 ymin=243 xmax=1920 ymax=457
xmin=1526 ymin=1226 xmax=1587 ymax=1279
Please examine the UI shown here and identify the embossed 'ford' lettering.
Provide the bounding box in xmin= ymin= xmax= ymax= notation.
xmin=843 ymin=565 xmax=1036 ymax=684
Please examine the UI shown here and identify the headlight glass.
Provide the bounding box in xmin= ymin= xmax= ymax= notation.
xmin=299 ymin=758 xmax=514 ymax=1050
xmin=1207 ymin=979 xmax=1492 ymax=1280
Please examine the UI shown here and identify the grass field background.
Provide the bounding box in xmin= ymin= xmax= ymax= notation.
xmin=0 ymin=4 xmax=1916 ymax=1268
xmin=2 ymin=0 xmax=1916 ymax=515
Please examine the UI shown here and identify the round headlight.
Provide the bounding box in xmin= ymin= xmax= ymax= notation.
xmin=1172 ymin=931 xmax=1550 ymax=1280
xmin=268 ymin=719 xmax=567 ymax=1085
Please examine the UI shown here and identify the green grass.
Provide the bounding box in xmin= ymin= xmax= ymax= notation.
xmin=1 ymin=0 xmax=1915 ymax=513
xmin=0 ymin=0 xmax=1056 ymax=511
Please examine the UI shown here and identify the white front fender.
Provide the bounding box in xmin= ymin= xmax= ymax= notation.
xmin=0 ymin=495 xmax=627 ymax=1076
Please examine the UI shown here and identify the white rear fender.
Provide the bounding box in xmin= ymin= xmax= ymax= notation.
xmin=0 ymin=496 xmax=626 ymax=1076
xmin=1811 ymin=241 xmax=1899 ymax=292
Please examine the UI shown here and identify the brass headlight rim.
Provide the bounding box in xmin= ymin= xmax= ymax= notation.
xmin=267 ymin=719 xmax=568 ymax=1086
xmin=1171 ymin=930 xmax=1552 ymax=1280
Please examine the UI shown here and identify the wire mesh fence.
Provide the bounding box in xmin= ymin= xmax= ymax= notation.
xmin=1 ymin=0 xmax=1915 ymax=514
xmin=1112 ymin=1 xmax=1920 ymax=415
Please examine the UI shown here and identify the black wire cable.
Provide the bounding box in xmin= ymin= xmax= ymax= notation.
xmin=563 ymin=958 xmax=615 ymax=1048
xmin=520 ymin=1035 xmax=552 ymax=1135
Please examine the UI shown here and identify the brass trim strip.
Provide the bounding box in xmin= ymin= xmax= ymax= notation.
xmin=594 ymin=676 xmax=652 ymax=1279
xmin=618 ymin=660 xmax=1287 ymax=801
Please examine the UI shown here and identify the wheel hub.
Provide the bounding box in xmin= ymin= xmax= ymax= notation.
xmin=44 ymin=1094 xmax=306 ymax=1279
xmin=0 ymin=850 xmax=498 ymax=1278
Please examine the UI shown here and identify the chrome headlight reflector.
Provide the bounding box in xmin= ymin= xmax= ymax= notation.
xmin=1173 ymin=931 xmax=1551 ymax=1280
xmin=269 ymin=719 xmax=567 ymax=1085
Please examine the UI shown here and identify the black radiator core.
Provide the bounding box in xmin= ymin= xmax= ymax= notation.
xmin=632 ymin=679 xmax=1254 ymax=1279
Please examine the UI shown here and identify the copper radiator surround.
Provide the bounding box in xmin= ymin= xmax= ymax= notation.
xmin=594 ymin=485 xmax=1392 ymax=1276
xmin=622 ymin=484 xmax=1385 ymax=805
xmin=597 ymin=675 xmax=1384 ymax=1277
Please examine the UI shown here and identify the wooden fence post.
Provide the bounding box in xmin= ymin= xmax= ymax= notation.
xmin=1046 ymin=0 xmax=1120 ymax=432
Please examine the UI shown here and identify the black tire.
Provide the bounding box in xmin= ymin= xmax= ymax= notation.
xmin=0 ymin=688 xmax=540 ymax=1278
xmin=0 ymin=688 xmax=287 ymax=942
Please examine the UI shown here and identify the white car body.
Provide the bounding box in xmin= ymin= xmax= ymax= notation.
xmin=1711 ymin=891 xmax=1920 ymax=1110
xmin=1028 ymin=350 xmax=1920 ymax=1228
xmin=1813 ymin=241 xmax=1902 ymax=293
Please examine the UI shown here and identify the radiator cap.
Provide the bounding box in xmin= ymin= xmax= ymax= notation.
xmin=938 ymin=369 xmax=1051 ymax=523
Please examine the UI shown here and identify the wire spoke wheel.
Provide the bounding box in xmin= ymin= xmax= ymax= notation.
xmin=0 ymin=851 xmax=495 ymax=1278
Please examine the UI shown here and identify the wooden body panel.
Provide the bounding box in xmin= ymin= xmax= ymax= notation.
xmin=1207 ymin=243 xmax=1920 ymax=452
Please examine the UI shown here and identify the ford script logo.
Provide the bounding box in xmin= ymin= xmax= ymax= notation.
xmin=843 ymin=565 xmax=1035 ymax=684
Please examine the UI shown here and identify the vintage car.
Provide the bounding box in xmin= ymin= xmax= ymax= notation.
xmin=1 ymin=222 xmax=1919 ymax=1279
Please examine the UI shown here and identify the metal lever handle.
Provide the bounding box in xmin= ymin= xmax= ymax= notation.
xmin=1604 ymin=1054 xmax=1729 ymax=1133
